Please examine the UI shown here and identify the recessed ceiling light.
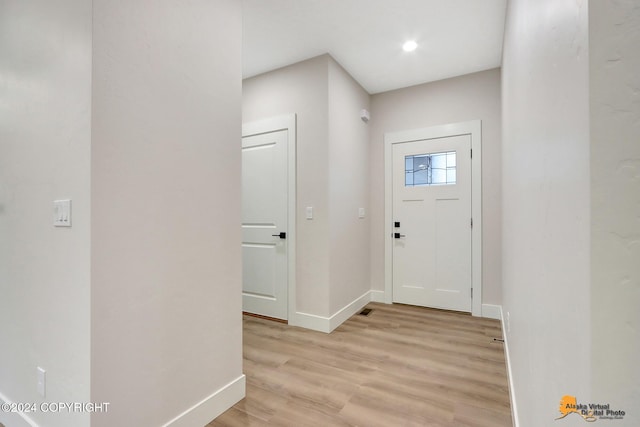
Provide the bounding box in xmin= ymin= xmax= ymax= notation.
xmin=402 ymin=40 xmax=418 ymax=52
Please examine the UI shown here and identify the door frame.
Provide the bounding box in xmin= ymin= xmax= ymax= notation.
xmin=242 ymin=114 xmax=297 ymax=321
xmin=384 ymin=120 xmax=482 ymax=317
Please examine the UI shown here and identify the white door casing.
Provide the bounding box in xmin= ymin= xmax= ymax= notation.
xmin=384 ymin=121 xmax=482 ymax=316
xmin=242 ymin=115 xmax=296 ymax=320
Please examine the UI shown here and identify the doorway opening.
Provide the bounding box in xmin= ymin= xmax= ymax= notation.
xmin=384 ymin=120 xmax=482 ymax=316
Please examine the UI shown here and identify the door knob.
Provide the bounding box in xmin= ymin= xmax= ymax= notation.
xmin=272 ymin=232 xmax=287 ymax=239
xmin=394 ymin=233 xmax=406 ymax=239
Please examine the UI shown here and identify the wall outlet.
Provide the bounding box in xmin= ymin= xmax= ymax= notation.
xmin=37 ymin=367 xmax=46 ymax=397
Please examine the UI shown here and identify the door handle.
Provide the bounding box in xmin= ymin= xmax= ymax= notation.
xmin=394 ymin=233 xmax=406 ymax=239
xmin=272 ymin=232 xmax=286 ymax=239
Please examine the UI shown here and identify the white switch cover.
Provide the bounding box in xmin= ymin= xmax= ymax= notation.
xmin=37 ymin=367 xmax=46 ymax=397
xmin=358 ymin=208 xmax=365 ymax=219
xmin=305 ymin=207 xmax=313 ymax=220
xmin=53 ymin=200 xmax=72 ymax=227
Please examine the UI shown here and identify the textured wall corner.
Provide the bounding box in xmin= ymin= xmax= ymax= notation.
xmin=590 ymin=0 xmax=640 ymax=423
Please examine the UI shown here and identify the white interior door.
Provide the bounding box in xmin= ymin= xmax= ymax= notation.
xmin=392 ymin=134 xmax=472 ymax=312
xmin=242 ymin=128 xmax=288 ymax=320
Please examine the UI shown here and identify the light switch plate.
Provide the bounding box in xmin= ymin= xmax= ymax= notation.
xmin=358 ymin=208 xmax=365 ymax=219
xmin=305 ymin=207 xmax=313 ymax=220
xmin=53 ymin=200 xmax=72 ymax=227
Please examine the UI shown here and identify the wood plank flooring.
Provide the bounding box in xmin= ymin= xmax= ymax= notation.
xmin=209 ymin=302 xmax=512 ymax=427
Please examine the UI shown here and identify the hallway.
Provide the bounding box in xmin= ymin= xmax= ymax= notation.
xmin=211 ymin=303 xmax=511 ymax=426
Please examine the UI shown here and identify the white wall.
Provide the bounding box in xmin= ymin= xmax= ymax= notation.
xmin=590 ymin=1 xmax=640 ymax=424
xmin=91 ymin=1 xmax=244 ymax=426
xmin=369 ymin=69 xmax=502 ymax=305
xmin=0 ymin=1 xmax=92 ymax=426
xmin=328 ymin=59 xmax=371 ymax=314
xmin=502 ymin=0 xmax=591 ymax=425
xmin=243 ymin=55 xmax=371 ymax=322
xmin=243 ymin=55 xmax=331 ymax=317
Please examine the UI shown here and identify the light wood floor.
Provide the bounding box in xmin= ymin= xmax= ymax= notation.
xmin=209 ymin=302 xmax=512 ymax=427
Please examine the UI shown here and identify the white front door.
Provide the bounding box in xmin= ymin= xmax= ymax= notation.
xmin=391 ymin=134 xmax=472 ymax=312
xmin=242 ymin=126 xmax=289 ymax=320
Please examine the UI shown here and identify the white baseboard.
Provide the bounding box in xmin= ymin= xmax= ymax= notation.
xmin=292 ymin=311 xmax=332 ymax=333
xmin=293 ymin=290 xmax=372 ymax=333
xmin=0 ymin=392 xmax=39 ymax=427
xmin=482 ymin=303 xmax=502 ymax=320
xmin=162 ymin=374 xmax=245 ymax=427
xmin=500 ymin=307 xmax=519 ymax=427
xmin=328 ymin=291 xmax=371 ymax=332
xmin=369 ymin=290 xmax=386 ymax=303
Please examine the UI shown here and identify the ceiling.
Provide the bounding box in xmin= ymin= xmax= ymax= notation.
xmin=242 ymin=0 xmax=508 ymax=94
